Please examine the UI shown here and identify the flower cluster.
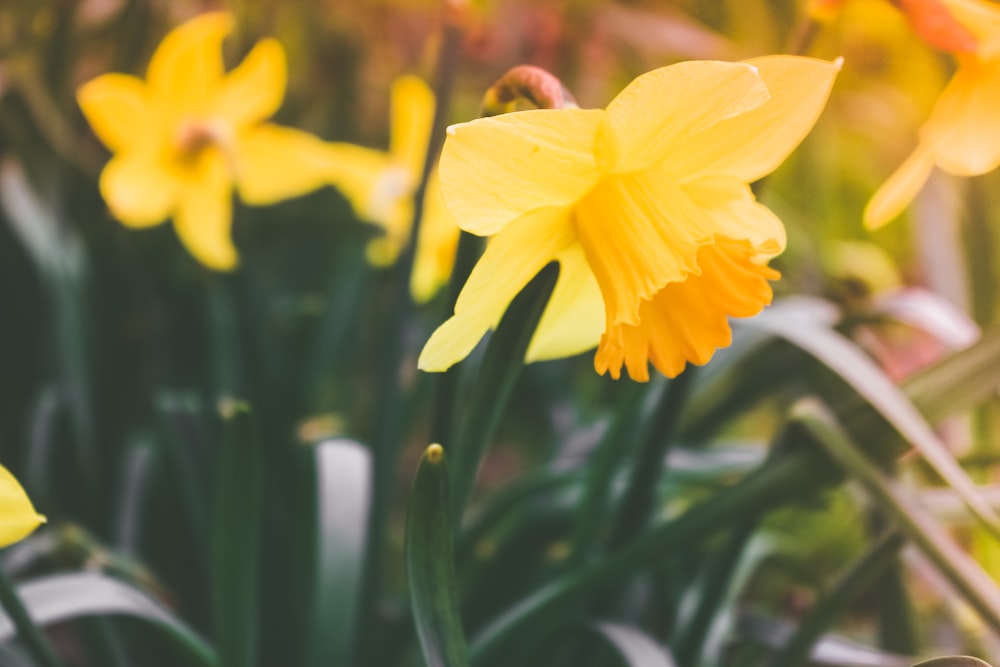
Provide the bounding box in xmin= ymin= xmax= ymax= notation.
xmin=77 ymin=12 xmax=849 ymax=382
xmin=78 ymin=11 xmax=457 ymax=288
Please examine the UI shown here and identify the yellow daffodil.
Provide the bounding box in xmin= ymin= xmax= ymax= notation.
xmin=419 ymin=56 xmax=840 ymax=381
xmin=352 ymin=77 xmax=459 ymax=303
xmin=0 ymin=464 xmax=45 ymax=547
xmin=78 ymin=12 xmax=353 ymax=270
xmin=865 ymin=0 xmax=1000 ymax=228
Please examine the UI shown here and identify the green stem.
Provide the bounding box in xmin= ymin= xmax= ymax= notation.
xmin=360 ymin=17 xmax=463 ymax=665
xmin=874 ymin=555 xmax=921 ymax=655
xmin=206 ymin=276 xmax=241 ymax=399
xmin=770 ymin=530 xmax=905 ymax=667
xmin=609 ymin=369 xmax=697 ymax=549
xmin=370 ymin=17 xmax=462 ymax=464
xmin=569 ymin=381 xmax=647 ymax=565
xmin=0 ymin=569 xmax=63 ymax=667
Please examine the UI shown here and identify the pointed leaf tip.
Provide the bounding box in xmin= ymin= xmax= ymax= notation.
xmin=426 ymin=444 xmax=445 ymax=464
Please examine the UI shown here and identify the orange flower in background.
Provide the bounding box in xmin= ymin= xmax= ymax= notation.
xmin=420 ymin=56 xmax=840 ymax=381
xmin=865 ymin=0 xmax=1000 ymax=228
xmin=78 ymin=12 xmax=356 ymax=270
xmin=810 ymin=0 xmax=977 ymax=52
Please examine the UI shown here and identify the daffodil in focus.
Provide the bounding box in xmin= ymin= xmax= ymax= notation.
xmin=419 ymin=56 xmax=840 ymax=381
xmin=865 ymin=0 xmax=1000 ymax=229
xmin=0 ymin=464 xmax=45 ymax=547
xmin=77 ymin=12 xmax=355 ymax=270
xmin=351 ymin=77 xmax=459 ymax=303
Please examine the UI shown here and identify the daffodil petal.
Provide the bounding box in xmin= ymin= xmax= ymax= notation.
xmin=574 ymin=171 xmax=715 ymax=328
xmin=526 ymin=243 xmax=603 ymax=362
xmin=667 ymin=56 xmax=841 ymax=183
xmin=411 ymin=172 xmax=460 ymax=303
xmin=321 ymin=144 xmax=396 ymax=220
xmin=942 ymin=0 xmax=1000 ymax=56
xmin=923 ymin=58 xmax=1000 ymax=176
xmin=235 ymin=124 xmax=340 ymax=205
xmin=418 ymin=207 xmax=575 ymax=371
xmin=100 ymin=151 xmax=178 ymax=227
xmin=77 ymin=74 xmax=153 ymax=152
xmin=146 ymin=12 xmax=232 ymax=113
xmin=390 ymin=76 xmax=435 ymax=177
xmin=0 ymin=464 xmax=45 ymax=548
xmin=598 ymin=60 xmax=770 ymax=173
xmin=365 ymin=198 xmax=412 ymax=267
xmin=173 ymin=152 xmax=236 ymax=270
xmin=682 ymin=175 xmax=786 ymax=256
xmin=595 ymin=238 xmax=779 ymax=382
xmin=864 ymin=144 xmax=935 ymax=229
xmin=439 ymin=109 xmax=604 ymax=236
xmin=213 ymin=38 xmax=286 ymax=129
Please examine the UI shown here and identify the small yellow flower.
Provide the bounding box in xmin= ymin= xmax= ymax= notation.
xmin=419 ymin=57 xmax=840 ymax=381
xmin=865 ymin=0 xmax=1000 ymax=229
xmin=77 ymin=12 xmax=352 ymax=270
xmin=352 ymin=77 xmax=460 ymax=303
xmin=0 ymin=465 xmax=45 ymax=547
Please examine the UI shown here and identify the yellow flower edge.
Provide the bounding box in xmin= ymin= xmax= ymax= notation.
xmin=0 ymin=465 xmax=45 ymax=548
xmin=420 ymin=55 xmax=840 ymax=381
xmin=77 ymin=12 xmax=356 ymax=270
xmin=356 ymin=76 xmax=461 ymax=304
xmin=865 ymin=0 xmax=1000 ymax=229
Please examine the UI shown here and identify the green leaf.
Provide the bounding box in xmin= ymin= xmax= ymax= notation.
xmin=770 ymin=529 xmax=905 ymax=667
xmin=0 ymin=572 xmax=215 ymax=667
xmin=450 ymin=262 xmax=560 ymax=522
xmin=739 ymin=614 xmax=913 ymax=667
xmin=904 ymin=327 xmax=1000 ymax=424
xmin=212 ymin=402 xmax=262 ymax=667
xmin=694 ymin=535 xmax=780 ymax=667
xmin=3 ymin=160 xmax=98 ymax=520
xmin=590 ymin=622 xmax=675 ymax=667
xmin=469 ymin=440 xmax=835 ymax=663
xmin=792 ymin=399 xmax=1000 ymax=637
xmin=406 ymin=445 xmax=469 ymax=667
xmin=0 ymin=568 xmax=62 ymax=667
xmin=458 ymin=468 xmax=579 ymax=564
xmin=305 ymin=439 xmax=372 ymax=667
xmin=747 ymin=299 xmax=1000 ymax=543
xmin=670 ymin=519 xmax=763 ymax=666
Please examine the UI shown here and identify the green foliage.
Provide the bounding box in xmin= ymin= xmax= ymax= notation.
xmin=406 ymin=446 xmax=468 ymax=667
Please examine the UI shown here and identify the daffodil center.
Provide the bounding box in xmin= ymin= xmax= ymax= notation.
xmin=174 ymin=118 xmax=233 ymax=165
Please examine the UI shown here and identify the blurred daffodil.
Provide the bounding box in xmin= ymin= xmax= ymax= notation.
xmin=865 ymin=0 xmax=1000 ymax=228
xmin=420 ymin=56 xmax=840 ymax=381
xmin=78 ymin=12 xmax=352 ymax=270
xmin=351 ymin=77 xmax=459 ymax=303
xmin=0 ymin=464 xmax=45 ymax=547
